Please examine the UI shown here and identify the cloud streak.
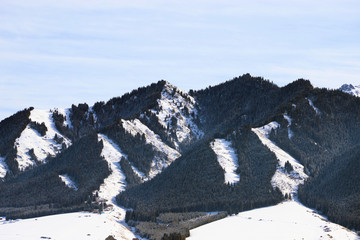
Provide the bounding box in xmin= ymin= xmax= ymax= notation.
xmin=0 ymin=0 xmax=359 ymax=120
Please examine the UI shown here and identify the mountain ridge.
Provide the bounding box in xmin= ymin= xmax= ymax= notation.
xmin=0 ymin=75 xmax=360 ymax=238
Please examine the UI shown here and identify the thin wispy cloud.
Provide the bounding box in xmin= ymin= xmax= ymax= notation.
xmin=0 ymin=0 xmax=359 ymax=120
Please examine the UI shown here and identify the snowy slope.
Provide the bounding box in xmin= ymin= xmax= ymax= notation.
xmin=252 ymin=122 xmax=308 ymax=197
xmin=283 ymin=113 xmax=294 ymax=139
xmin=0 ymin=157 xmax=8 ymax=178
xmin=14 ymin=109 xmax=71 ymax=171
xmin=0 ymin=134 xmax=139 ymax=240
xmin=189 ymin=122 xmax=357 ymax=240
xmin=340 ymin=84 xmax=360 ymax=97
xmin=188 ymin=201 xmax=359 ymax=240
xmin=98 ymin=134 xmax=127 ymax=194
xmin=96 ymin=134 xmax=137 ymax=240
xmin=59 ymin=174 xmax=78 ymax=191
xmin=306 ymin=98 xmax=321 ymax=115
xmin=210 ymin=139 xmax=239 ymax=184
xmin=53 ymin=108 xmax=73 ymax=128
xmin=152 ymin=82 xmax=203 ymax=147
xmin=122 ymin=119 xmax=181 ymax=179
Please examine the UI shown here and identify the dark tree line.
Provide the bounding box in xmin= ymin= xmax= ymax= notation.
xmin=0 ymin=133 xmax=110 ymax=219
xmin=268 ymin=88 xmax=360 ymax=231
xmin=29 ymin=121 xmax=47 ymax=136
xmin=119 ymin=157 xmax=142 ymax=187
xmin=117 ymin=127 xmax=283 ymax=219
xmin=92 ymin=80 xmax=167 ymax=127
xmin=101 ymin=121 xmax=155 ymax=176
xmin=52 ymin=109 xmax=74 ymax=140
xmin=191 ymin=74 xmax=312 ymax=137
xmin=0 ymin=108 xmax=32 ymax=175
xmin=1 ymin=74 xmax=360 ymax=234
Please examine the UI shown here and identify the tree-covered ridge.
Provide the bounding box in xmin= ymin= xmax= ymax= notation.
xmin=101 ymin=121 xmax=155 ymax=176
xmin=0 ymin=133 xmax=110 ymax=219
xmin=93 ymin=80 xmax=167 ymax=126
xmin=0 ymin=74 xmax=359 ymax=233
xmin=192 ymin=74 xmax=313 ymax=136
xmin=267 ymin=87 xmax=360 ymax=230
xmin=0 ymin=108 xmax=32 ymax=175
xmin=117 ymin=128 xmax=283 ymax=217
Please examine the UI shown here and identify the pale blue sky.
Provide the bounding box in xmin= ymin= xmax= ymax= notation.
xmin=0 ymin=0 xmax=359 ymax=120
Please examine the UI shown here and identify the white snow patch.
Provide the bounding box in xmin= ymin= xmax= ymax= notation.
xmin=152 ymin=82 xmax=203 ymax=145
xmin=98 ymin=134 xmax=127 ymax=194
xmin=190 ymin=121 xmax=356 ymax=240
xmin=89 ymin=107 xmax=99 ymax=127
xmin=252 ymin=122 xmax=308 ymax=197
xmin=283 ymin=114 xmax=294 ymax=139
xmin=307 ymin=98 xmax=321 ymax=115
xmin=254 ymin=121 xmax=280 ymax=135
xmin=188 ymin=201 xmax=358 ymax=240
xmin=210 ymin=139 xmax=240 ymax=184
xmin=122 ymin=119 xmax=181 ymax=179
xmin=98 ymin=133 xmax=146 ymax=181
xmin=0 ymin=157 xmax=8 ymax=179
xmin=59 ymin=174 xmax=78 ymax=191
xmin=96 ymin=134 xmax=138 ymax=240
xmin=130 ymin=164 xmax=147 ymax=181
xmin=340 ymin=84 xmax=360 ymax=97
xmin=14 ymin=109 xmax=72 ymax=171
xmin=0 ymin=211 xmax=138 ymax=240
xmin=54 ymin=108 xmax=73 ymax=129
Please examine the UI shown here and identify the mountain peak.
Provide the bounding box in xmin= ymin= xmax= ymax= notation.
xmin=339 ymin=83 xmax=360 ymax=97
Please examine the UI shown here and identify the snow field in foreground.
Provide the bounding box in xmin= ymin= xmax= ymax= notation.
xmin=188 ymin=201 xmax=359 ymax=240
xmin=0 ymin=212 xmax=113 ymax=240
xmin=210 ymin=138 xmax=239 ymax=184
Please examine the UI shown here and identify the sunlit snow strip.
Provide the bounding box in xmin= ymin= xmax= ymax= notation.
xmin=0 ymin=211 xmax=137 ymax=240
xmin=15 ymin=109 xmax=72 ymax=171
xmin=55 ymin=108 xmax=73 ymax=129
xmin=97 ymin=134 xmax=138 ymax=239
xmin=153 ymin=82 xmax=203 ymax=145
xmin=130 ymin=164 xmax=147 ymax=181
xmin=210 ymin=139 xmax=239 ymax=184
xmin=188 ymin=201 xmax=358 ymax=240
xmin=89 ymin=107 xmax=99 ymax=127
xmin=98 ymin=134 xmax=127 ymax=194
xmin=99 ymin=132 xmax=147 ymax=182
xmin=59 ymin=174 xmax=78 ymax=191
xmin=252 ymin=122 xmax=308 ymax=197
xmin=283 ymin=114 xmax=294 ymax=139
xmin=121 ymin=119 xmax=181 ymax=179
xmin=306 ymin=98 xmax=321 ymax=115
xmin=0 ymin=157 xmax=8 ymax=178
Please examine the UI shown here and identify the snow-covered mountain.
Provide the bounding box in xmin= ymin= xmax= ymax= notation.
xmin=339 ymin=83 xmax=360 ymax=97
xmin=1 ymin=75 xmax=360 ymax=239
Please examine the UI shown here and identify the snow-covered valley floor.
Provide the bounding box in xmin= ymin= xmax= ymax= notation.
xmin=0 ymin=212 xmax=116 ymax=240
xmin=188 ymin=200 xmax=359 ymax=240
